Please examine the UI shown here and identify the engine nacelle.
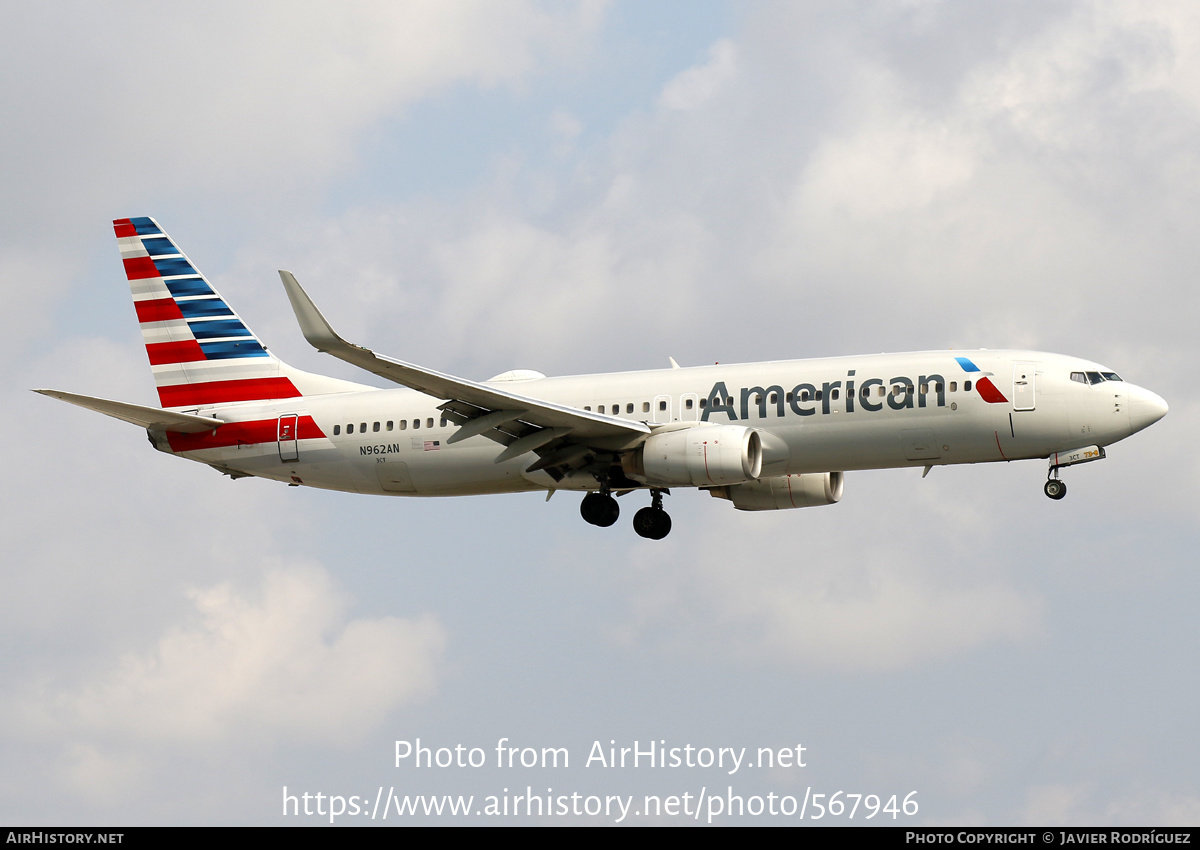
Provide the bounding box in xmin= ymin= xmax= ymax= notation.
xmin=709 ymin=472 xmax=843 ymax=511
xmin=635 ymin=425 xmax=763 ymax=487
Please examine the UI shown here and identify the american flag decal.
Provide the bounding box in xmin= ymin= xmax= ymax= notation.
xmin=424 ymin=441 xmax=441 ymax=451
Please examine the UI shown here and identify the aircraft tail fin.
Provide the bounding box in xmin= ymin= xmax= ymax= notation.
xmin=114 ymin=217 xmax=363 ymax=409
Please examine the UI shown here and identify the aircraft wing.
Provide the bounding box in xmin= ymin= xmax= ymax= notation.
xmin=278 ymin=271 xmax=649 ymax=476
xmin=33 ymin=389 xmax=223 ymax=433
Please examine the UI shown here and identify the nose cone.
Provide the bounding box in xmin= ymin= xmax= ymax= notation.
xmin=1127 ymin=385 xmax=1169 ymax=435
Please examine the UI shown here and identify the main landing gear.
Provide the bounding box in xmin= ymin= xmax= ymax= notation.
xmin=580 ymin=490 xmax=620 ymax=527
xmin=633 ymin=489 xmax=672 ymax=540
xmin=580 ymin=486 xmax=672 ymax=539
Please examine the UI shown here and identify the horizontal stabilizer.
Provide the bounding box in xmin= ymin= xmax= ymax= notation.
xmin=33 ymin=389 xmax=223 ymax=433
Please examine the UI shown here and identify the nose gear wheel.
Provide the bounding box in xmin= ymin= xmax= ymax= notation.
xmin=1044 ymin=478 xmax=1067 ymax=500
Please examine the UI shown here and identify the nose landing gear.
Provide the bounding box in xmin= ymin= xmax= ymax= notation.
xmin=1043 ymin=445 xmax=1106 ymax=500
xmin=1044 ymin=477 xmax=1067 ymax=500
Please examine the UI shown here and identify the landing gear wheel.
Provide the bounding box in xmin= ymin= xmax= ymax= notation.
xmin=633 ymin=507 xmax=672 ymax=540
xmin=1044 ymin=479 xmax=1067 ymax=500
xmin=580 ymin=492 xmax=620 ymax=527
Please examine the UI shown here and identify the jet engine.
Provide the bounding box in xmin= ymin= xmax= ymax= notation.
xmin=629 ymin=424 xmax=763 ymax=487
xmin=708 ymin=472 xmax=843 ymax=511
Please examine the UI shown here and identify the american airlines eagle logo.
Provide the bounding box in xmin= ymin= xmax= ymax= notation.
xmin=954 ymin=357 xmax=1009 ymax=404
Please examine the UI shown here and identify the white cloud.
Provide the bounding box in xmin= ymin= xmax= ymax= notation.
xmin=0 ymin=2 xmax=611 ymax=383
xmin=550 ymin=110 xmax=584 ymax=157
xmin=611 ymin=483 xmax=1044 ymax=671
xmin=795 ymin=112 xmax=980 ymax=219
xmin=659 ymin=38 xmax=738 ymax=111
xmin=0 ymin=2 xmax=605 ymax=204
xmin=31 ymin=564 xmax=444 ymax=748
xmin=248 ymin=0 xmax=1200 ymax=381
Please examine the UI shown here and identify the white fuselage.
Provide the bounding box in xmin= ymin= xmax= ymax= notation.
xmin=154 ymin=349 xmax=1165 ymax=498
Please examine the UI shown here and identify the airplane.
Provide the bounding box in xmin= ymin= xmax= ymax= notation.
xmin=35 ymin=217 xmax=1169 ymax=540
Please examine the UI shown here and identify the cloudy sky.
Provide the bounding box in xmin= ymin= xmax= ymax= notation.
xmin=2 ymin=0 xmax=1197 ymax=826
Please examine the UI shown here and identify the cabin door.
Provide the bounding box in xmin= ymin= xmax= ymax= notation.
xmin=277 ymin=414 xmax=299 ymax=462
xmin=1013 ymin=363 xmax=1037 ymax=411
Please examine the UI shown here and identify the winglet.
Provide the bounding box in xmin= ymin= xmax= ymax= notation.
xmin=278 ymin=270 xmax=352 ymax=353
xmin=275 ymin=270 xmax=650 ymax=441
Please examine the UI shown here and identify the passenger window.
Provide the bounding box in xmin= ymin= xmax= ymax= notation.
xmin=360 ymin=422 xmax=367 ymax=432
xmin=815 ymin=390 xmax=823 ymax=401
xmin=685 ymin=399 xmax=694 ymax=409
xmin=399 ymin=420 xmax=407 ymax=430
xmin=786 ymin=392 xmax=794 ymax=402
xmin=699 ymin=398 xmax=707 ymax=408
xmin=333 ymin=425 xmax=341 ymax=436
xmin=347 ymin=423 xmax=354 ymax=434
xmin=950 ymin=382 xmax=957 ymax=392
xmin=878 ymin=386 xmax=885 ymax=397
xmin=413 ymin=419 xmax=420 ymax=429
xmin=598 ymin=405 xmax=605 ymax=414
xmin=584 ymin=406 xmax=591 ymax=411
xmin=830 ymin=389 xmax=838 ymax=400
xmin=754 ymin=394 xmax=762 ymax=405
xmin=386 ymin=421 xmax=393 ymax=431
xmin=964 ymin=381 xmax=972 ymax=392
xmin=626 ymin=403 xmax=633 ymax=414
xmin=800 ymin=390 xmax=810 ymax=401
xmin=770 ymin=392 xmax=778 ymax=404
xmin=935 ymin=382 xmax=944 ymax=393
xmin=440 ymin=418 xmax=447 ymax=427
xmin=373 ymin=422 xmax=380 ymax=432
xmin=427 ymin=418 xmax=434 ymax=428
xmin=658 ymin=400 xmax=667 ymax=411
xmin=861 ymin=387 xmax=869 ymax=398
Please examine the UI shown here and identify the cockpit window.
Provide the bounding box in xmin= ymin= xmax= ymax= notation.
xmin=1070 ymin=372 xmax=1087 ymax=384
xmin=1101 ymin=372 xmax=1122 ymax=381
xmin=1086 ymin=371 xmax=1104 ymax=385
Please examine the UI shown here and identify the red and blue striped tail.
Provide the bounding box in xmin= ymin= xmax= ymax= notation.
xmin=115 ymin=217 xmax=305 ymax=409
